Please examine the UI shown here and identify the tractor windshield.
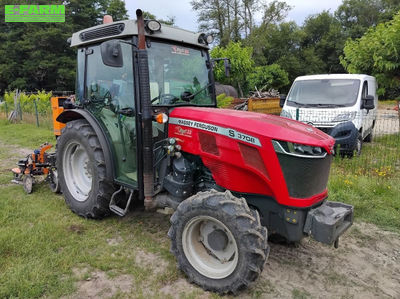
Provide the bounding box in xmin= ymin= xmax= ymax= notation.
xmin=147 ymin=41 xmax=214 ymax=106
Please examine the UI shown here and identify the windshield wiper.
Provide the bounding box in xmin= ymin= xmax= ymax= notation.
xmin=287 ymin=101 xmax=314 ymax=107
xmin=182 ymin=83 xmax=213 ymax=101
xmin=310 ymin=103 xmax=347 ymax=108
xmin=288 ymin=101 xmax=348 ymax=108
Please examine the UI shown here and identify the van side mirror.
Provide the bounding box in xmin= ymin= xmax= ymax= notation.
xmin=279 ymin=95 xmax=286 ymax=108
xmin=100 ymin=40 xmax=123 ymax=67
xmin=362 ymin=95 xmax=375 ymax=110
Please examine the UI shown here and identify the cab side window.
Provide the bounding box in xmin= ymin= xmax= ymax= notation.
xmin=85 ymin=43 xmax=135 ymax=109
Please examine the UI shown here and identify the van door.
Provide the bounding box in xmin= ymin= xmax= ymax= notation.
xmin=368 ymin=78 xmax=378 ymax=133
xmin=361 ymin=80 xmax=373 ymax=138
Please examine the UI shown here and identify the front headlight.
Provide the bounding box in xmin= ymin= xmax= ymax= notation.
xmin=280 ymin=109 xmax=293 ymax=119
xmin=272 ymin=140 xmax=327 ymax=158
xmin=332 ymin=112 xmax=356 ymax=122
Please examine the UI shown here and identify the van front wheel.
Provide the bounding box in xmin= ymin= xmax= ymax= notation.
xmin=355 ymin=133 xmax=363 ymax=156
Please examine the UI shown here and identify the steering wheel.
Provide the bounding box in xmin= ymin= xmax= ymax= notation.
xmin=152 ymin=93 xmax=179 ymax=105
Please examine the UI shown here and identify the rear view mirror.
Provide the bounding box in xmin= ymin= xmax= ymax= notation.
xmin=211 ymin=58 xmax=231 ymax=77
xmin=224 ymin=59 xmax=231 ymax=77
xmin=279 ymin=95 xmax=286 ymax=108
xmin=100 ymin=40 xmax=123 ymax=67
xmin=362 ymin=95 xmax=375 ymax=110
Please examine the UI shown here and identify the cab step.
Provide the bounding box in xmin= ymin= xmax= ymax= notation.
xmin=109 ymin=186 xmax=134 ymax=217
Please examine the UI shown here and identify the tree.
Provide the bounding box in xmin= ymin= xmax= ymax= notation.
xmin=211 ymin=41 xmax=254 ymax=96
xmin=341 ymin=12 xmax=400 ymax=96
xmin=142 ymin=11 xmax=175 ymax=25
xmin=191 ymin=0 xmax=291 ymax=45
xmin=301 ymin=11 xmax=346 ymax=73
xmin=335 ymin=0 xmax=400 ymax=39
xmin=106 ymin=0 xmax=129 ymax=21
xmin=262 ymin=0 xmax=291 ymax=26
xmin=191 ymin=0 xmax=244 ymax=45
xmin=0 ymin=0 xmax=129 ymax=93
xmin=246 ymin=21 xmax=306 ymax=87
xmin=247 ymin=64 xmax=289 ymax=91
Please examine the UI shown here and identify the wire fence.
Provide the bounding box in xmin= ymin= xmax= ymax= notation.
xmin=0 ymin=90 xmax=53 ymax=129
xmin=280 ymin=107 xmax=400 ymax=181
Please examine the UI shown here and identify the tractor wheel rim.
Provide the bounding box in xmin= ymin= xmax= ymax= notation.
xmin=182 ymin=216 xmax=239 ymax=279
xmin=63 ymin=141 xmax=92 ymax=202
xmin=51 ymin=170 xmax=58 ymax=187
xmin=24 ymin=176 xmax=33 ymax=193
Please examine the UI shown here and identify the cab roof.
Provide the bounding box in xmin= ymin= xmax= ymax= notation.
xmin=70 ymin=19 xmax=209 ymax=49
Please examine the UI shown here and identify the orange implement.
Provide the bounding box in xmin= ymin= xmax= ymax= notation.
xmin=51 ymin=97 xmax=67 ymax=136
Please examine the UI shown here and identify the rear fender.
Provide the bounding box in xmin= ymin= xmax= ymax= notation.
xmin=56 ymin=109 xmax=115 ymax=180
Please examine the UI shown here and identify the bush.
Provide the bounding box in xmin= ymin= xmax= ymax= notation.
xmin=217 ymin=93 xmax=234 ymax=108
xmin=1 ymin=91 xmax=52 ymax=115
xmin=247 ymin=64 xmax=289 ymax=91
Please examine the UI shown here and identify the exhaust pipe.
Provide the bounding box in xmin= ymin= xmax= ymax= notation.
xmin=136 ymin=9 xmax=154 ymax=209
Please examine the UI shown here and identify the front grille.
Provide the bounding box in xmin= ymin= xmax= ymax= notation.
xmin=277 ymin=153 xmax=332 ymax=198
xmin=79 ymin=23 xmax=125 ymax=42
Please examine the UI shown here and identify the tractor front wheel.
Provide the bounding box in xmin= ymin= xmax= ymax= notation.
xmin=168 ymin=190 xmax=269 ymax=294
xmin=57 ymin=119 xmax=115 ymax=219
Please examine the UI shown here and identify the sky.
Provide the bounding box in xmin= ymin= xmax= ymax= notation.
xmin=126 ymin=0 xmax=344 ymax=32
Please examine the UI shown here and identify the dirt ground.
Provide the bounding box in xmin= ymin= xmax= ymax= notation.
xmin=255 ymin=222 xmax=400 ymax=298
xmin=64 ymin=216 xmax=400 ymax=299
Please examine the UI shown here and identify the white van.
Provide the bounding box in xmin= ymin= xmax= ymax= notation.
xmin=280 ymin=74 xmax=377 ymax=155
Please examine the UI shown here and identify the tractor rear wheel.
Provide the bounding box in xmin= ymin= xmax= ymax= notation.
xmin=57 ymin=119 xmax=115 ymax=219
xmin=168 ymin=190 xmax=269 ymax=294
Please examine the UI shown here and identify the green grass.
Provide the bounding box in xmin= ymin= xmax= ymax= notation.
xmin=0 ymin=120 xmax=54 ymax=148
xmin=0 ymin=182 xmax=181 ymax=298
xmin=378 ymin=99 xmax=398 ymax=105
xmin=0 ymin=122 xmax=189 ymax=298
xmin=329 ymin=133 xmax=400 ymax=232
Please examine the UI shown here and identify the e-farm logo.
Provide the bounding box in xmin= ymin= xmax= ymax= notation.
xmin=5 ymin=5 xmax=65 ymax=22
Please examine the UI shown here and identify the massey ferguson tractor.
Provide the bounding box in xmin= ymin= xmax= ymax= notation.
xmin=50 ymin=10 xmax=353 ymax=294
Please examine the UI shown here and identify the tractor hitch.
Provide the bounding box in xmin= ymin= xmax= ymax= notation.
xmin=303 ymin=201 xmax=354 ymax=247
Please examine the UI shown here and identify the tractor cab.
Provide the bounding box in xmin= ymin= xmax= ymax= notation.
xmin=62 ymin=14 xmax=221 ymax=195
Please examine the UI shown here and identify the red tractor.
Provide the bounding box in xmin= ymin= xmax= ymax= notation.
xmin=51 ymin=10 xmax=353 ymax=294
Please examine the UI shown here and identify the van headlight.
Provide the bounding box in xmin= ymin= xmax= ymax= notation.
xmin=280 ymin=110 xmax=293 ymax=119
xmin=272 ymin=140 xmax=327 ymax=158
xmin=332 ymin=112 xmax=356 ymax=122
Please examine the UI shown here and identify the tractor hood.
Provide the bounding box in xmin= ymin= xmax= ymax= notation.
xmin=169 ymin=107 xmax=335 ymax=153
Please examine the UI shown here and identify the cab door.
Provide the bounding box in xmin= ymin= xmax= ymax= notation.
xmin=83 ymin=42 xmax=138 ymax=188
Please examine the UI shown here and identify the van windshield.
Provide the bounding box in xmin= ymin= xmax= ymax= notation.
xmin=287 ymin=79 xmax=361 ymax=107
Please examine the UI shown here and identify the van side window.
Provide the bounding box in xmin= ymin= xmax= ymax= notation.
xmin=362 ymin=81 xmax=368 ymax=98
xmin=361 ymin=81 xmax=368 ymax=108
